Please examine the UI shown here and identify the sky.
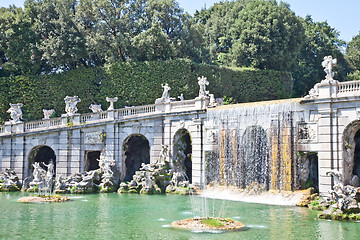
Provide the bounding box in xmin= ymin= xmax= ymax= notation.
xmin=0 ymin=0 xmax=359 ymax=42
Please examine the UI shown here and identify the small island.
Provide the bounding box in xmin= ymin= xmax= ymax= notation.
xmin=18 ymin=195 xmax=70 ymax=203
xmin=171 ymin=217 xmax=245 ymax=231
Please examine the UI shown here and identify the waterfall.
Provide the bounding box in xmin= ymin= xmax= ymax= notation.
xmin=206 ymin=99 xmax=301 ymax=191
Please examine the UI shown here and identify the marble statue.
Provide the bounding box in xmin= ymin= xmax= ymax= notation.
xmin=97 ymin=151 xmax=115 ymax=176
xmin=64 ymin=96 xmax=81 ymax=116
xmin=178 ymin=93 xmax=184 ymax=101
xmin=158 ymin=145 xmax=169 ymax=164
xmin=43 ymin=160 xmax=55 ymax=194
xmin=161 ymin=84 xmax=171 ymax=100
xmin=198 ymin=76 xmax=209 ymax=98
xmin=7 ymin=103 xmax=23 ymax=123
xmin=326 ymin=170 xmax=344 ymax=191
xmin=322 ymin=55 xmax=337 ymax=82
xmin=207 ymin=91 xmax=217 ymax=107
xmin=96 ymin=151 xmax=116 ymax=192
xmin=304 ymin=82 xmax=320 ymax=99
xmin=304 ymin=56 xmax=338 ymax=99
xmin=106 ymin=97 xmax=118 ymax=110
xmin=156 ymin=83 xmax=174 ymax=103
xmin=325 ymin=170 xmax=360 ymax=211
xmin=43 ymin=109 xmax=55 ymax=120
xmin=89 ymin=104 xmax=103 ymax=113
xmin=31 ymin=162 xmax=44 ymax=184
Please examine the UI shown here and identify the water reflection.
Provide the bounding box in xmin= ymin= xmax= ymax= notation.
xmin=1 ymin=193 xmax=360 ymax=240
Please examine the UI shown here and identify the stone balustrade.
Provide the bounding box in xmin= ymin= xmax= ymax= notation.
xmin=25 ymin=118 xmax=62 ymax=132
xmin=303 ymin=79 xmax=360 ymax=100
xmin=337 ymin=80 xmax=360 ymax=96
xmin=80 ymin=111 xmax=109 ymax=124
xmin=0 ymin=97 xmax=208 ymax=136
xmin=117 ymin=104 xmax=156 ymax=118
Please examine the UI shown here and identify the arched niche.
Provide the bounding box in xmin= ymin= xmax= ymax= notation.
xmin=84 ymin=151 xmax=101 ymax=172
xmin=27 ymin=145 xmax=56 ymax=178
xmin=122 ymin=134 xmax=150 ymax=181
xmin=241 ymin=125 xmax=269 ymax=189
xmin=343 ymin=121 xmax=360 ymax=186
xmin=173 ymin=128 xmax=192 ymax=183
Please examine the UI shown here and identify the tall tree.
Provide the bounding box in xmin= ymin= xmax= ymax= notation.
xmin=195 ymin=0 xmax=248 ymax=64
xmin=0 ymin=5 xmax=44 ymax=76
xmin=292 ymin=16 xmax=350 ymax=97
xmin=76 ymin=0 xmax=147 ymax=64
xmin=131 ymin=20 xmax=176 ymax=61
xmin=346 ymin=32 xmax=360 ymax=80
xmin=225 ymin=0 xmax=304 ymax=71
xmin=30 ymin=0 xmax=87 ymax=71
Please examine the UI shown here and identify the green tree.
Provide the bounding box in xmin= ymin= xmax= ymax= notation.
xmin=143 ymin=0 xmax=205 ymax=62
xmin=76 ymin=0 xmax=146 ymax=64
xmin=131 ymin=20 xmax=176 ymax=61
xmin=292 ymin=16 xmax=350 ymax=97
xmin=30 ymin=0 xmax=87 ymax=71
xmin=195 ymin=0 xmax=248 ymax=64
xmin=225 ymin=0 xmax=304 ymax=71
xmin=346 ymin=32 xmax=360 ymax=73
xmin=0 ymin=5 xmax=44 ymax=76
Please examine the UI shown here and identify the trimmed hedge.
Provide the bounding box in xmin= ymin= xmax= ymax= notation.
xmin=0 ymin=60 xmax=291 ymax=122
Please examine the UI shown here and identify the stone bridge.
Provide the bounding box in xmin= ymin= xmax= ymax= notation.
xmin=2 ymin=63 xmax=360 ymax=195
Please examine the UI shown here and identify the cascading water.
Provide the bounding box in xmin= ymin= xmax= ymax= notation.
xmin=206 ymin=99 xmax=302 ymax=192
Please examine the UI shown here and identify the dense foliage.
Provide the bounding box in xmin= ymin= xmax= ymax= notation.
xmin=346 ymin=32 xmax=360 ymax=80
xmin=0 ymin=60 xmax=291 ymax=122
xmin=291 ymin=16 xmax=350 ymax=97
xmin=0 ymin=0 xmax=360 ymax=117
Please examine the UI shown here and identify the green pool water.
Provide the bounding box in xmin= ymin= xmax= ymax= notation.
xmin=1 ymin=192 xmax=359 ymax=240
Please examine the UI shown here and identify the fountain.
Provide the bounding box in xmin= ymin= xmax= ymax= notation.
xmin=18 ymin=160 xmax=69 ymax=203
xmin=51 ymin=150 xmax=118 ymax=194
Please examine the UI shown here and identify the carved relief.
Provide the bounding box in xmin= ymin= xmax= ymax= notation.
xmin=297 ymin=123 xmax=316 ymax=143
xmin=85 ymin=131 xmax=105 ymax=144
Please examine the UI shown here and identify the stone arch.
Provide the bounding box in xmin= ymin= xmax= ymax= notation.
xmin=122 ymin=134 xmax=150 ymax=181
xmin=173 ymin=128 xmax=192 ymax=183
xmin=27 ymin=145 xmax=56 ymax=178
xmin=241 ymin=125 xmax=269 ymax=188
xmin=343 ymin=121 xmax=360 ymax=186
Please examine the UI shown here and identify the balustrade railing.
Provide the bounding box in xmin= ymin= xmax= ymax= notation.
xmin=1 ymin=98 xmax=207 ymax=135
xmin=117 ymin=104 xmax=156 ymax=118
xmin=25 ymin=118 xmax=62 ymax=132
xmin=337 ymin=81 xmax=360 ymax=96
xmin=80 ymin=111 xmax=109 ymax=124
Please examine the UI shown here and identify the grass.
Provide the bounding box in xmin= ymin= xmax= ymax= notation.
xmin=200 ymin=218 xmax=224 ymax=227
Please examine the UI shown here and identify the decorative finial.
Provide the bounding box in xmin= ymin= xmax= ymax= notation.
xmin=106 ymin=97 xmax=118 ymax=110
